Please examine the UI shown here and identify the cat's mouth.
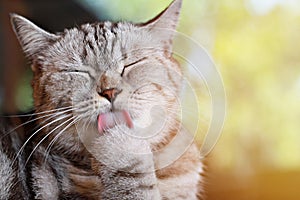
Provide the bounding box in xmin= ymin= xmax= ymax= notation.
xmin=97 ymin=110 xmax=134 ymax=134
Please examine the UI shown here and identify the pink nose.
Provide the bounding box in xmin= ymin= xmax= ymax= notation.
xmin=99 ymin=88 xmax=117 ymax=102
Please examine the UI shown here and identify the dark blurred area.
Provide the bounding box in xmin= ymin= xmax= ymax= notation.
xmin=0 ymin=0 xmax=103 ymax=114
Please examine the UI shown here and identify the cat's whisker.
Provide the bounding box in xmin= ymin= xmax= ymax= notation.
xmin=24 ymin=109 xmax=75 ymax=140
xmin=11 ymin=113 xmax=73 ymax=168
xmin=70 ymin=101 xmax=94 ymax=132
xmin=70 ymin=99 xmax=97 ymax=117
xmin=26 ymin=115 xmax=79 ymax=167
xmin=0 ymin=107 xmax=75 ymax=141
xmin=85 ymin=115 xmax=95 ymax=131
xmin=82 ymin=115 xmax=91 ymax=132
xmin=132 ymin=90 xmax=160 ymax=95
xmin=1 ymin=106 xmax=74 ymax=118
xmin=42 ymin=116 xmax=80 ymax=165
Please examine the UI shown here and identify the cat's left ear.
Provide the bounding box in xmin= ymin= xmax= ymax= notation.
xmin=142 ymin=0 xmax=182 ymax=56
xmin=10 ymin=14 xmax=59 ymax=63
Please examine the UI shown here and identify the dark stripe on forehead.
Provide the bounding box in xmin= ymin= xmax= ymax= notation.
xmin=110 ymin=22 xmax=119 ymax=35
xmin=87 ymin=41 xmax=95 ymax=52
xmin=93 ymin=26 xmax=98 ymax=42
xmin=94 ymin=23 xmax=105 ymax=47
xmin=101 ymin=26 xmax=107 ymax=42
xmin=104 ymin=21 xmax=119 ymax=57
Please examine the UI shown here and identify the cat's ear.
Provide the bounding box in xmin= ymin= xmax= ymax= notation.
xmin=142 ymin=0 xmax=182 ymax=55
xmin=10 ymin=14 xmax=59 ymax=61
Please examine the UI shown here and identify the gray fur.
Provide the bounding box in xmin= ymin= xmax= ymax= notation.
xmin=0 ymin=145 xmax=15 ymax=199
xmin=31 ymin=164 xmax=59 ymax=200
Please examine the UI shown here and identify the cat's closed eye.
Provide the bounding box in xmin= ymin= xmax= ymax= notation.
xmin=61 ymin=69 xmax=93 ymax=77
xmin=121 ymin=57 xmax=148 ymax=76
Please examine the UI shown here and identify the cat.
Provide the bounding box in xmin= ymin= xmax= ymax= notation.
xmin=0 ymin=0 xmax=204 ymax=199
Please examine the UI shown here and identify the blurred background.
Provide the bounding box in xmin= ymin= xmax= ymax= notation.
xmin=1 ymin=0 xmax=300 ymax=199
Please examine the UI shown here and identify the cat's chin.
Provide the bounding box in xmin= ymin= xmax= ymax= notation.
xmin=97 ymin=110 xmax=133 ymax=134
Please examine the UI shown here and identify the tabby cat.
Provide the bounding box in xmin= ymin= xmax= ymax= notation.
xmin=0 ymin=0 xmax=203 ymax=199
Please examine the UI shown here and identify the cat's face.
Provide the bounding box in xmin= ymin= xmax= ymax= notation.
xmin=11 ymin=0 xmax=182 ymax=142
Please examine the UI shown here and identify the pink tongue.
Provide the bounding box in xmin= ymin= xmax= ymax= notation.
xmin=97 ymin=110 xmax=133 ymax=134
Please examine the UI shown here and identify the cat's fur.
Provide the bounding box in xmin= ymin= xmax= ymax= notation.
xmin=0 ymin=0 xmax=203 ymax=199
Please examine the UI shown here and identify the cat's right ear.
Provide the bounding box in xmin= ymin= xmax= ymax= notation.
xmin=140 ymin=0 xmax=182 ymax=57
xmin=10 ymin=14 xmax=59 ymax=64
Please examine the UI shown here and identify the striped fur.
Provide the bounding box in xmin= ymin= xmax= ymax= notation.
xmin=0 ymin=145 xmax=15 ymax=199
xmin=1 ymin=0 xmax=204 ymax=199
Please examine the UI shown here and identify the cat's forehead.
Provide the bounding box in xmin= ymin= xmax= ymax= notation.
xmin=56 ymin=21 xmax=152 ymax=70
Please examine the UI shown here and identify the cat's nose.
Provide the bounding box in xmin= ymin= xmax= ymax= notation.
xmin=98 ymin=88 xmax=120 ymax=102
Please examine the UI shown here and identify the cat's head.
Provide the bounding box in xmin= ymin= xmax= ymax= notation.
xmin=11 ymin=0 xmax=183 ymax=143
